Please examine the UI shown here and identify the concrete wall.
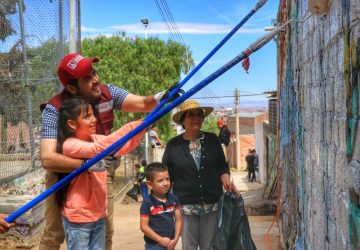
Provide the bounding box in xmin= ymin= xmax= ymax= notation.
xmin=227 ymin=116 xmax=256 ymax=135
xmin=226 ymin=134 xmax=255 ymax=169
xmin=0 ymin=157 xmax=135 ymax=248
xmin=226 ymin=113 xmax=268 ymax=172
xmin=255 ymin=120 xmax=269 ymax=184
xmin=277 ymin=0 xmax=359 ymax=249
xmin=0 ymin=168 xmax=46 ymax=249
xmin=255 ymin=123 xmax=264 ymax=183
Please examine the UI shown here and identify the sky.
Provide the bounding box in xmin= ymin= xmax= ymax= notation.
xmin=81 ymin=0 xmax=279 ymax=108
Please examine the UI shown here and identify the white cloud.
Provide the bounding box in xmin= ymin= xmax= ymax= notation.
xmin=82 ymin=22 xmax=265 ymax=36
xmin=81 ymin=33 xmax=116 ymax=39
xmin=81 ymin=26 xmax=104 ymax=33
xmin=207 ymin=6 xmax=233 ymax=24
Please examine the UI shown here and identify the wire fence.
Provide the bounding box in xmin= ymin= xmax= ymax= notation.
xmin=0 ymin=0 xmax=80 ymax=183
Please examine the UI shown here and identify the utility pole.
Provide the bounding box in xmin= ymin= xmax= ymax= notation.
xmin=140 ymin=18 xmax=149 ymax=161
xmin=69 ymin=0 xmax=77 ymax=53
xmin=235 ymin=88 xmax=241 ymax=171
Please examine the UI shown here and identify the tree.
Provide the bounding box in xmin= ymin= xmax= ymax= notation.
xmin=202 ymin=114 xmax=218 ymax=134
xmin=26 ymin=38 xmax=60 ymax=122
xmin=0 ymin=0 xmax=18 ymax=41
xmin=81 ymin=34 xmax=194 ymax=141
xmin=0 ymin=1 xmax=59 ymax=130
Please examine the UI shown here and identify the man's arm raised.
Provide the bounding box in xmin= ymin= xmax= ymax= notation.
xmin=121 ymin=94 xmax=157 ymax=112
xmin=120 ymin=83 xmax=184 ymax=113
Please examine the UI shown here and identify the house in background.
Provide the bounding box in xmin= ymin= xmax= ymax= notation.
xmin=225 ymin=112 xmax=269 ymax=178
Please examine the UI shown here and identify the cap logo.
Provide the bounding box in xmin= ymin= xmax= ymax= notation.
xmin=67 ymin=55 xmax=84 ymax=70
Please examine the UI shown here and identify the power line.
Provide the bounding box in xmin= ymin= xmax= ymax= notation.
xmin=153 ymin=0 xmax=221 ymax=110
xmin=193 ymin=93 xmax=267 ymax=99
xmin=153 ymin=0 xmax=176 ymax=41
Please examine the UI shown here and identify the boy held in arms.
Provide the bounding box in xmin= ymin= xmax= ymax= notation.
xmin=140 ymin=162 xmax=182 ymax=250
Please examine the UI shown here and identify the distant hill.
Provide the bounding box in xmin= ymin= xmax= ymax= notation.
xmin=198 ymin=99 xmax=269 ymax=114
xmin=239 ymin=100 xmax=268 ymax=108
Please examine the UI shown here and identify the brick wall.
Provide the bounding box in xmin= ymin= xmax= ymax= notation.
xmin=0 ymin=168 xmax=46 ymax=249
xmin=277 ymin=0 xmax=360 ymax=249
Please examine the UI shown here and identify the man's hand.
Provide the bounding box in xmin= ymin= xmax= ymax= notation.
xmin=154 ymin=90 xmax=167 ymax=104
xmin=0 ymin=214 xmax=15 ymax=234
xmin=154 ymin=82 xmax=184 ymax=104
xmin=88 ymin=156 xmax=114 ymax=172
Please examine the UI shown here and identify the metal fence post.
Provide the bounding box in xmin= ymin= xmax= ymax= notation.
xmin=18 ymin=0 xmax=35 ymax=169
xmin=124 ymin=155 xmax=127 ymax=178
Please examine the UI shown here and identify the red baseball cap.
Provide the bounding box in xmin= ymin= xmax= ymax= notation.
xmin=57 ymin=53 xmax=99 ymax=86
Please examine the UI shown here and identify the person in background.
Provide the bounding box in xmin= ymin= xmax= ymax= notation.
xmin=217 ymin=120 xmax=231 ymax=160
xmin=126 ymin=163 xmax=141 ymax=202
xmin=149 ymin=124 xmax=164 ymax=148
xmin=0 ymin=215 xmax=15 ymax=234
xmin=250 ymin=149 xmax=258 ymax=182
xmin=135 ymin=163 xmax=141 ymax=194
xmin=217 ymin=120 xmax=230 ymax=147
xmin=39 ymin=53 xmax=176 ymax=250
xmin=245 ymin=149 xmax=254 ymax=182
xmin=139 ymin=159 xmax=149 ymax=200
xmin=163 ymin=100 xmax=238 ymax=250
xmin=140 ymin=162 xmax=182 ymax=250
xmin=55 ymin=98 xmax=146 ymax=249
xmin=246 ymin=149 xmax=256 ymax=182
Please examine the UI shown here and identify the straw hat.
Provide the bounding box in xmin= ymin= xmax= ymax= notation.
xmin=172 ymin=100 xmax=213 ymax=124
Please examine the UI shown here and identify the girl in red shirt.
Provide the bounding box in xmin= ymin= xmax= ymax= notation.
xmin=55 ymin=97 xmax=146 ymax=250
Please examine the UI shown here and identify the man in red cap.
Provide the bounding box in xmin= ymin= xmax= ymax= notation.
xmin=39 ymin=53 xmax=174 ymax=250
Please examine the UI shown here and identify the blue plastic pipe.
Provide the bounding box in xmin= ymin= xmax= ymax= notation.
xmin=145 ymin=0 xmax=268 ymax=120
xmin=5 ymin=11 xmax=283 ymax=223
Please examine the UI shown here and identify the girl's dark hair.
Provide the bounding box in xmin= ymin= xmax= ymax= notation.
xmin=55 ymin=97 xmax=91 ymax=209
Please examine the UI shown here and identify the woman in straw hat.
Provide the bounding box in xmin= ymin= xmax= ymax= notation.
xmin=162 ymin=100 xmax=237 ymax=250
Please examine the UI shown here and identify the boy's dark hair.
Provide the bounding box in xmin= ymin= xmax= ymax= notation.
xmin=140 ymin=159 xmax=147 ymax=167
xmin=145 ymin=162 xmax=168 ymax=181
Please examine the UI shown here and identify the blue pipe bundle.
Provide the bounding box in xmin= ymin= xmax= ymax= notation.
xmin=5 ymin=0 xmax=277 ymax=223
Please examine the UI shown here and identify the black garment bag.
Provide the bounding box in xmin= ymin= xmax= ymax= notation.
xmin=211 ymin=192 xmax=257 ymax=250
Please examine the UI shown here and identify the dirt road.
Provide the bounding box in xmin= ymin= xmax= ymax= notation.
xmin=111 ymin=170 xmax=282 ymax=250
xmin=54 ymin=171 xmax=282 ymax=250
xmin=111 ymin=198 xmax=282 ymax=250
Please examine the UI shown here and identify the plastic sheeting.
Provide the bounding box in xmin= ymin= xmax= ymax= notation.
xmin=211 ymin=192 xmax=257 ymax=250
